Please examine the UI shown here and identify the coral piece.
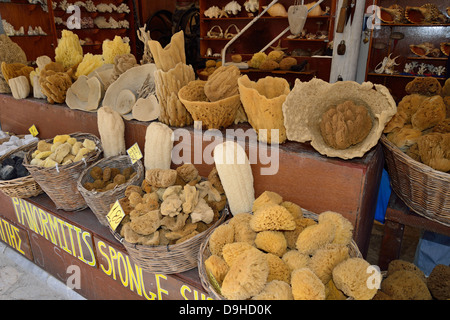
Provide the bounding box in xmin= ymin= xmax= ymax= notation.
xmin=66 ymin=75 xmax=103 ymax=111
xmin=411 ymin=95 xmax=446 ymax=131
xmin=224 ymin=1 xmax=241 ymax=16
xmin=427 ymin=264 xmax=450 ymax=300
xmin=283 ymin=78 xmax=397 ymax=159
xmin=250 ymin=204 xmax=296 ymax=232
xmin=178 ymin=80 xmax=241 ymax=129
xmin=54 ymin=30 xmax=83 ymax=69
xmin=320 ymin=100 xmax=373 ymax=150
xmin=221 ymin=247 xmax=269 ymax=300
xmin=291 ymin=268 xmax=325 ymax=300
xmin=155 ymin=62 xmax=195 ymax=127
xmin=39 ymin=69 xmax=72 ymax=104
xmin=102 ymin=64 xmax=157 ymax=115
xmin=102 ymin=36 xmax=131 ymax=64
xmin=204 ymin=65 xmax=240 ymax=102
xmin=332 ymin=258 xmax=378 ymax=300
xmin=416 ymin=132 xmax=450 ymax=172
xmin=238 ymin=75 xmax=290 ymax=143
xmin=8 ymin=76 xmax=30 ymax=99
xmin=204 ymin=6 xmax=223 ymax=19
xmin=244 ymin=0 xmax=259 ymax=14
xmin=97 ymin=106 xmax=126 ymax=157
xmin=149 ymin=31 xmax=186 ymax=72
xmin=381 ymin=270 xmax=432 ymax=300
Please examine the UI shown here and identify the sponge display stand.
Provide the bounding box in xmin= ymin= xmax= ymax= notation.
xmin=0 ymin=93 xmax=384 ymax=299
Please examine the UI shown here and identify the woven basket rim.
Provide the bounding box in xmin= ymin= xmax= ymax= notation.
xmin=381 ymin=135 xmax=449 ymax=180
xmin=197 ymin=209 xmax=363 ymax=300
xmin=77 ymin=154 xmax=144 ymax=197
xmin=22 ymin=132 xmax=102 ymax=172
xmin=0 ymin=139 xmax=41 ymax=188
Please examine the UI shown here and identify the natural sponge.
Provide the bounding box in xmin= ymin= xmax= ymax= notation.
xmin=296 ymin=222 xmax=335 ymax=255
xmin=204 ymin=254 xmax=229 ymax=285
xmin=222 ymin=241 xmax=254 ymax=267
xmin=381 ymin=270 xmax=432 ymax=300
xmin=97 ymin=106 xmax=126 ymax=157
xmin=221 ymin=247 xmax=269 ymax=300
xmin=318 ymin=211 xmax=353 ymax=246
xmin=252 ymin=280 xmax=293 ymax=300
xmin=102 ymin=36 xmax=131 ymax=64
xmin=250 ymin=204 xmax=296 ymax=232
xmin=291 ymin=268 xmax=326 ymax=300
xmin=252 ymin=190 xmax=283 ymax=212
xmin=332 ymin=258 xmax=378 ymax=300
xmin=255 ymin=231 xmax=287 ymax=257
xmin=308 ymin=244 xmax=349 ymax=284
xmin=55 ymin=30 xmax=83 ymax=69
xmin=320 ymin=100 xmax=373 ymax=150
xmin=427 ymin=264 xmax=450 ymax=300
xmin=208 ymin=223 xmax=234 ymax=257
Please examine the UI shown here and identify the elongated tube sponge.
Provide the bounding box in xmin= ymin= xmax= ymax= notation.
xmin=213 ymin=141 xmax=255 ymax=215
xmin=97 ymin=106 xmax=126 ymax=157
xmin=144 ymin=122 xmax=174 ymax=170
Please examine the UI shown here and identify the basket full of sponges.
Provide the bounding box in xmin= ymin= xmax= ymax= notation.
xmin=112 ymin=163 xmax=229 ymax=274
xmin=23 ymin=132 xmax=103 ymax=211
xmin=77 ymin=155 xmax=144 ymax=226
xmin=381 ymin=77 xmax=450 ymax=226
xmin=197 ymin=191 xmax=376 ymax=301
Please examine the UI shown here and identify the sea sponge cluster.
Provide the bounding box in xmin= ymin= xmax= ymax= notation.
xmin=117 ymin=164 xmax=227 ymax=246
xmin=373 ymin=260 xmax=449 ymax=300
xmin=205 ymin=190 xmax=379 ymax=300
xmin=385 ymin=78 xmax=449 ymax=172
xmin=83 ymin=165 xmax=135 ymax=192
xmin=29 ymin=134 xmax=97 ymax=168
xmin=248 ymin=51 xmax=298 ymax=71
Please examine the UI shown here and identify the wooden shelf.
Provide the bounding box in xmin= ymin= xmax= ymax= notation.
xmin=380 ymin=23 xmax=450 ymax=27
xmin=367 ymin=72 xmax=446 ymax=80
xmin=406 ymin=56 xmax=448 ymax=61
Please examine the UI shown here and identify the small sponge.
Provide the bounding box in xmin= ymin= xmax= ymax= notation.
xmin=255 ymin=231 xmax=287 ymax=257
xmin=296 ymin=222 xmax=336 ymax=255
xmin=250 ymin=205 xmax=296 ymax=232
xmin=291 ymin=268 xmax=326 ymax=300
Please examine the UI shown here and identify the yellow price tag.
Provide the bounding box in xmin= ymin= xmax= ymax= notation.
xmin=106 ymin=200 xmax=125 ymax=231
xmin=28 ymin=125 xmax=39 ymax=137
xmin=126 ymin=142 xmax=143 ymax=164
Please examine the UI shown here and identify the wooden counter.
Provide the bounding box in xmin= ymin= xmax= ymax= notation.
xmin=0 ymin=94 xmax=384 ymax=299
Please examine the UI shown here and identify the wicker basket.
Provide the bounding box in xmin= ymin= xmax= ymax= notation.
xmin=0 ymin=140 xmax=43 ymax=198
xmin=23 ymin=132 xmax=103 ymax=211
xmin=381 ymin=135 xmax=450 ymax=227
xmin=198 ymin=210 xmax=363 ymax=300
xmin=77 ymin=155 xmax=144 ymax=226
xmin=114 ymin=206 xmax=229 ymax=275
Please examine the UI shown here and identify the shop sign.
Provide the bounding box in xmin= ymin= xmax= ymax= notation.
xmin=0 ymin=215 xmax=33 ymax=260
xmin=10 ymin=197 xmax=96 ymax=267
xmin=96 ymin=239 xmax=213 ymax=300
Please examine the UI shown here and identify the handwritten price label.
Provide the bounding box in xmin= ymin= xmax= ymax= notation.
xmin=106 ymin=200 xmax=125 ymax=231
xmin=127 ymin=142 xmax=143 ymax=164
xmin=28 ymin=125 xmax=39 ymax=137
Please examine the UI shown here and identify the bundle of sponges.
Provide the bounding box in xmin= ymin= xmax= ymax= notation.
xmin=373 ymin=259 xmax=438 ymax=300
xmin=83 ymin=165 xmax=135 ymax=192
xmin=205 ymin=190 xmax=378 ymax=300
xmin=178 ymin=66 xmax=243 ymax=129
xmin=28 ymin=134 xmax=97 ymax=168
xmin=117 ymin=164 xmax=227 ymax=246
xmin=248 ymin=51 xmax=298 ymax=71
xmin=384 ymin=77 xmax=449 ymax=172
